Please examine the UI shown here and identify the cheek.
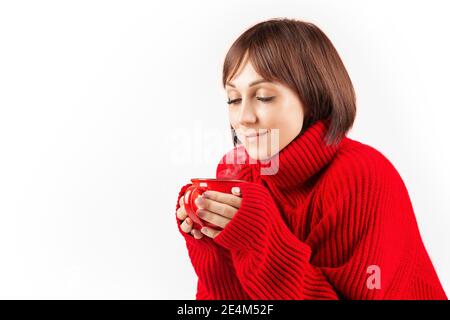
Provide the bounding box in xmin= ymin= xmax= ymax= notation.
xmin=255 ymin=108 xmax=278 ymax=128
xmin=278 ymin=108 xmax=304 ymax=144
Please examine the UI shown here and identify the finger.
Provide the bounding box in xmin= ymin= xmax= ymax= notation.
xmin=202 ymin=190 xmax=242 ymax=209
xmin=179 ymin=195 xmax=185 ymax=208
xmin=176 ymin=206 xmax=187 ymax=220
xmin=197 ymin=208 xmax=230 ymax=229
xmin=201 ymin=226 xmax=221 ymax=239
xmin=196 ymin=196 xmax=237 ymax=219
xmin=191 ymin=229 xmax=204 ymax=239
xmin=180 ymin=217 xmax=193 ymax=233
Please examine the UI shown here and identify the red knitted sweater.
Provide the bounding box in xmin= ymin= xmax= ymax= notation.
xmin=175 ymin=119 xmax=447 ymax=300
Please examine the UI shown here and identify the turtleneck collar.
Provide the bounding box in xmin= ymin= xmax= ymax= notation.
xmin=217 ymin=119 xmax=348 ymax=190
xmin=257 ymin=118 xmax=347 ymax=190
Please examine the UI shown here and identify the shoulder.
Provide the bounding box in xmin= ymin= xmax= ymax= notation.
xmin=311 ymin=137 xmax=418 ymax=246
xmin=331 ymin=137 xmax=397 ymax=174
xmin=318 ymin=137 xmax=405 ymax=204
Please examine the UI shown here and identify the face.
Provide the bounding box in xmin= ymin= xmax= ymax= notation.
xmin=225 ymin=57 xmax=305 ymax=161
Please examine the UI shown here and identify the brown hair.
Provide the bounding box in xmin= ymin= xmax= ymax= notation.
xmin=223 ymin=18 xmax=357 ymax=147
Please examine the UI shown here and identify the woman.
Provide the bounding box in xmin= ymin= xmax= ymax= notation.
xmin=175 ymin=18 xmax=447 ymax=300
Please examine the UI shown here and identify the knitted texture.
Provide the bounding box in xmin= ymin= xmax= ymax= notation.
xmin=175 ymin=119 xmax=447 ymax=300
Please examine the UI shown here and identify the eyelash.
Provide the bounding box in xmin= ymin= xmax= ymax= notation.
xmin=226 ymin=96 xmax=275 ymax=105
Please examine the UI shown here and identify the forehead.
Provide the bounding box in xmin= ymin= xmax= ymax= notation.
xmin=230 ymin=59 xmax=259 ymax=81
xmin=227 ymin=61 xmax=272 ymax=90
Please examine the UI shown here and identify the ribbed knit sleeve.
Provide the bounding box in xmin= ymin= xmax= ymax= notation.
xmin=212 ymin=181 xmax=339 ymax=299
xmin=175 ymin=183 xmax=250 ymax=300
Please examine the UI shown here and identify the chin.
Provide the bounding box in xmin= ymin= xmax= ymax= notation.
xmin=245 ymin=145 xmax=274 ymax=161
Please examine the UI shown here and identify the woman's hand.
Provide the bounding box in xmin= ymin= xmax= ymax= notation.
xmin=195 ymin=187 xmax=242 ymax=239
xmin=176 ymin=194 xmax=204 ymax=239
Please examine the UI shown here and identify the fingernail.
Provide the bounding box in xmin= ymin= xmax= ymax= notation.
xmin=202 ymin=191 xmax=210 ymax=198
xmin=195 ymin=196 xmax=204 ymax=207
xmin=232 ymin=187 xmax=241 ymax=194
xmin=201 ymin=227 xmax=208 ymax=234
xmin=186 ymin=218 xmax=191 ymax=224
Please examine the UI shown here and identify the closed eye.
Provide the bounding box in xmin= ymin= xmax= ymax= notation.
xmin=227 ymin=98 xmax=241 ymax=105
xmin=226 ymin=96 xmax=275 ymax=105
xmin=257 ymin=96 xmax=275 ymax=102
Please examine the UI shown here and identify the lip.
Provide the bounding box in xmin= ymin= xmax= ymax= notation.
xmin=244 ymin=129 xmax=269 ymax=140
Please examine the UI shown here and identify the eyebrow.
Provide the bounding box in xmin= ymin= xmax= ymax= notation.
xmin=226 ymin=79 xmax=273 ymax=88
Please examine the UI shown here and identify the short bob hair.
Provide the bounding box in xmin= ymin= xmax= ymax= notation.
xmin=223 ymin=18 xmax=356 ymax=147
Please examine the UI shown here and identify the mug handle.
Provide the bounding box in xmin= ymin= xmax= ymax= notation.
xmin=183 ymin=186 xmax=206 ymax=230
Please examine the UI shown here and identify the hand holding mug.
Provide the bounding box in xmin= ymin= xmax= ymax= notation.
xmin=178 ymin=178 xmax=244 ymax=239
xmin=177 ymin=196 xmax=204 ymax=239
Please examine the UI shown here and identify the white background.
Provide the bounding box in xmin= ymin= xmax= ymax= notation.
xmin=0 ymin=0 xmax=449 ymax=299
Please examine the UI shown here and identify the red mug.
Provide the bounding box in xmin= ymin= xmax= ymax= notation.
xmin=183 ymin=178 xmax=246 ymax=231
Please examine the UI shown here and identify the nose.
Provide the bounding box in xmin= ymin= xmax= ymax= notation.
xmin=238 ymin=99 xmax=257 ymax=126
